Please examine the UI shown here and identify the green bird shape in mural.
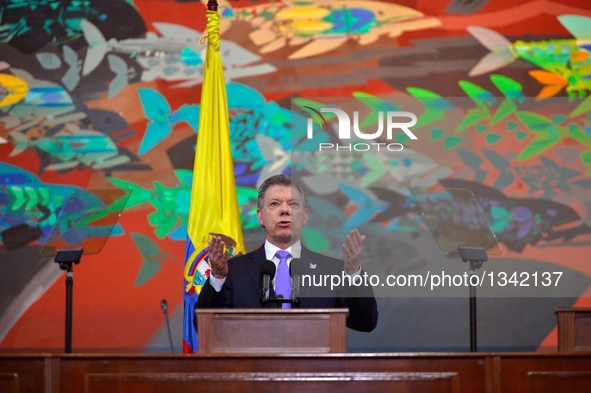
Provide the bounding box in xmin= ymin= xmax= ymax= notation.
xmin=467 ymin=15 xmax=591 ymax=98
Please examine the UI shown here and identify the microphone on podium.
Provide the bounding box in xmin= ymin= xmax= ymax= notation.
xmin=160 ymin=299 xmax=175 ymax=353
xmin=290 ymin=258 xmax=305 ymax=307
xmin=259 ymin=260 xmax=276 ymax=305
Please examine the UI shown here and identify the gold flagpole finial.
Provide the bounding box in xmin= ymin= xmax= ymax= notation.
xmin=207 ymin=0 xmax=218 ymax=11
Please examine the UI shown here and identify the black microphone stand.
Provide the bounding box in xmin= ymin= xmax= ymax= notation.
xmin=260 ymin=260 xmax=303 ymax=308
xmin=458 ymin=246 xmax=488 ymax=353
xmin=160 ymin=300 xmax=175 ymax=353
xmin=55 ymin=248 xmax=83 ymax=353
xmin=261 ymin=296 xmax=299 ymax=308
xmin=260 ymin=274 xmax=300 ymax=308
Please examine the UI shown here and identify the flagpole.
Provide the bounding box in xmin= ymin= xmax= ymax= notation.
xmin=183 ymin=0 xmax=246 ymax=353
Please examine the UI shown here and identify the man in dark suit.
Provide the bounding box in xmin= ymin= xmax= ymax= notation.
xmin=196 ymin=174 xmax=378 ymax=332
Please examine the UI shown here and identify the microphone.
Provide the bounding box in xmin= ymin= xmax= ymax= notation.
xmin=290 ymin=258 xmax=305 ymax=307
xmin=259 ymin=260 xmax=276 ymax=306
xmin=160 ymin=299 xmax=175 ymax=353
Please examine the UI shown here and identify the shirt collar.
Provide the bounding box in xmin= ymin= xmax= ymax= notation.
xmin=264 ymin=239 xmax=302 ymax=261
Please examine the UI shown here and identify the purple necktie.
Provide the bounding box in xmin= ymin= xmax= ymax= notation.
xmin=275 ymin=250 xmax=291 ymax=309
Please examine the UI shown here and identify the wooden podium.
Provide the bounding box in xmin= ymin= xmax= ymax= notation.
xmin=195 ymin=308 xmax=348 ymax=354
xmin=556 ymin=307 xmax=591 ymax=352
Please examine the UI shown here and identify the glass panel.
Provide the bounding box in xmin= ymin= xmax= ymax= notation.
xmin=39 ymin=188 xmax=131 ymax=257
xmin=410 ymin=185 xmax=502 ymax=255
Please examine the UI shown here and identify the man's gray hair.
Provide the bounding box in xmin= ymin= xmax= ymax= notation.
xmin=257 ymin=174 xmax=308 ymax=210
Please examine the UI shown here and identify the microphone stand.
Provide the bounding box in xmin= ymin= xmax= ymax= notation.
xmin=261 ymin=296 xmax=299 ymax=308
xmin=160 ymin=300 xmax=175 ymax=353
xmin=260 ymin=280 xmax=300 ymax=308
xmin=459 ymin=246 xmax=488 ymax=353
xmin=55 ymin=248 xmax=83 ymax=353
xmin=260 ymin=261 xmax=303 ymax=308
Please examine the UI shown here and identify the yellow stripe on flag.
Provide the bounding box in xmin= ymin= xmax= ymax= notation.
xmin=183 ymin=9 xmax=245 ymax=354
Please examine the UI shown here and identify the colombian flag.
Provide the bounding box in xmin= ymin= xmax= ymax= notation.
xmin=182 ymin=7 xmax=245 ymax=354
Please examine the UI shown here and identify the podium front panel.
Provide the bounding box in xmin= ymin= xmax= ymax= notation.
xmin=196 ymin=309 xmax=348 ymax=354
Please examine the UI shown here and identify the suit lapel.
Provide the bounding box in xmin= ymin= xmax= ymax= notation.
xmin=301 ymin=247 xmax=321 ymax=274
xmin=245 ymin=245 xmax=267 ymax=295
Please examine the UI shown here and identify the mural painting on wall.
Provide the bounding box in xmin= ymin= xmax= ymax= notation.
xmin=1 ymin=0 xmax=591 ymax=352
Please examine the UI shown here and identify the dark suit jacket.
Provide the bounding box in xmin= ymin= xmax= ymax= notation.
xmin=196 ymin=245 xmax=378 ymax=332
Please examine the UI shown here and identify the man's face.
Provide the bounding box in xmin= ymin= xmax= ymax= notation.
xmin=257 ymin=185 xmax=308 ymax=248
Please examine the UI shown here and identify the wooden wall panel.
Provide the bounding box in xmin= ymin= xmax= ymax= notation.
xmin=496 ymin=355 xmax=591 ymax=393
xmin=0 ymin=355 xmax=50 ymax=393
xmin=0 ymin=373 xmax=20 ymax=393
xmin=528 ymin=372 xmax=591 ymax=393
xmin=56 ymin=354 xmax=486 ymax=393
xmin=2 ymin=353 xmax=591 ymax=393
xmin=84 ymin=372 xmax=459 ymax=393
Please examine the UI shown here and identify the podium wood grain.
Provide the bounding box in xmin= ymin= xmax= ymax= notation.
xmin=196 ymin=308 xmax=348 ymax=354
xmin=556 ymin=308 xmax=591 ymax=352
xmin=4 ymin=353 xmax=591 ymax=393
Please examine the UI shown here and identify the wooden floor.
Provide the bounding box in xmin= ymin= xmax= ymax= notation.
xmin=2 ymin=352 xmax=591 ymax=393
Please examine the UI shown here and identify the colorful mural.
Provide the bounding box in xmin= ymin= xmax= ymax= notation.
xmin=1 ymin=0 xmax=591 ymax=353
